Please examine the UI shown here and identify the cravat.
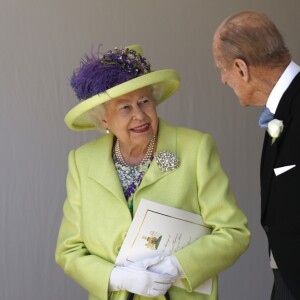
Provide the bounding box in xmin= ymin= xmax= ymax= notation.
xmin=259 ymin=107 xmax=274 ymax=128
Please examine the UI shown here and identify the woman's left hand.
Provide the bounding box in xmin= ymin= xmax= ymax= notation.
xmin=125 ymin=255 xmax=183 ymax=278
xmin=148 ymin=256 xmax=183 ymax=277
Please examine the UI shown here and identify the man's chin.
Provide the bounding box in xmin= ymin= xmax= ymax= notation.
xmin=238 ymin=98 xmax=250 ymax=107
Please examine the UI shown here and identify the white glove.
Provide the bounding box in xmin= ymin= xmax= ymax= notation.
xmin=109 ymin=266 xmax=175 ymax=297
xmin=148 ymin=256 xmax=184 ymax=278
xmin=124 ymin=255 xmax=183 ymax=278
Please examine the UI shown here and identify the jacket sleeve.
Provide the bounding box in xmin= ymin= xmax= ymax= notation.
xmin=175 ymin=134 xmax=251 ymax=291
xmin=55 ymin=150 xmax=114 ymax=300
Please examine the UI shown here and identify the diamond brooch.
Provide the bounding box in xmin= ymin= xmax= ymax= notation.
xmin=156 ymin=151 xmax=180 ymax=172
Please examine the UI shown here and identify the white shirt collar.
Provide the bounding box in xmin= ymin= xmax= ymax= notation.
xmin=266 ymin=61 xmax=300 ymax=114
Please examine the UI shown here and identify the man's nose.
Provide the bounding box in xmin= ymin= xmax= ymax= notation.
xmin=221 ymin=74 xmax=227 ymax=85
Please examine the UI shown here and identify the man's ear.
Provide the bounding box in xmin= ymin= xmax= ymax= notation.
xmin=233 ymin=58 xmax=249 ymax=81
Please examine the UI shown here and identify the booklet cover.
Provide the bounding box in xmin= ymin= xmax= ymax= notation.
xmin=115 ymin=198 xmax=212 ymax=294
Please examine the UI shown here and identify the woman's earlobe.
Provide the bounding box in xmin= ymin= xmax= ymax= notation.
xmin=100 ymin=118 xmax=108 ymax=129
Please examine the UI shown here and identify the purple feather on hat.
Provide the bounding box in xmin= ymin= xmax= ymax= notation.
xmin=70 ymin=47 xmax=151 ymax=101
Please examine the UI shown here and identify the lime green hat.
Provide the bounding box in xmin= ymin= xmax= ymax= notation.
xmin=64 ymin=45 xmax=180 ymax=131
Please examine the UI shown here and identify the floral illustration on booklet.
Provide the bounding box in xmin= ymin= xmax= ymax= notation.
xmin=142 ymin=231 xmax=162 ymax=250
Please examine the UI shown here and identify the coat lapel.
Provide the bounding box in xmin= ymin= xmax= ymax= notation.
xmin=138 ymin=119 xmax=179 ymax=190
xmin=86 ymin=119 xmax=179 ymax=202
xmin=261 ymin=132 xmax=278 ymax=217
xmin=88 ymin=134 xmax=126 ymax=202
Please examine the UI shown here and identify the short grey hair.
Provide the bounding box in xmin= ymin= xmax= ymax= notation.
xmin=216 ymin=10 xmax=291 ymax=68
xmin=86 ymin=102 xmax=108 ymax=132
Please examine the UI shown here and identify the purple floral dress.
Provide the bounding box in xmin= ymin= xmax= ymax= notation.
xmin=113 ymin=154 xmax=153 ymax=217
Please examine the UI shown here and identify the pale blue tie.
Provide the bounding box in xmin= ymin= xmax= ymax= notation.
xmin=259 ymin=107 xmax=274 ymax=129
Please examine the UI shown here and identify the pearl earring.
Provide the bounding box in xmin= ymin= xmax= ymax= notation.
xmin=106 ymin=129 xmax=110 ymax=134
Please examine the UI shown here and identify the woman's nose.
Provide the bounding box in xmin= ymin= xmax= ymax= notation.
xmin=132 ymin=105 xmax=144 ymax=119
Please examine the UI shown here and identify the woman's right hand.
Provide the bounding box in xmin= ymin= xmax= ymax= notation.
xmin=109 ymin=266 xmax=176 ymax=297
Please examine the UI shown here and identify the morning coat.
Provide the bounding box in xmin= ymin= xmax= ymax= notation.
xmin=260 ymin=72 xmax=300 ymax=299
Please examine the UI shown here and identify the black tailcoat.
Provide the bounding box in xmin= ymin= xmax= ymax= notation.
xmin=260 ymin=72 xmax=300 ymax=298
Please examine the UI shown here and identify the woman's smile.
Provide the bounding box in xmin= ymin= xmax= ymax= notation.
xmin=130 ymin=123 xmax=150 ymax=133
xmin=101 ymin=87 xmax=158 ymax=149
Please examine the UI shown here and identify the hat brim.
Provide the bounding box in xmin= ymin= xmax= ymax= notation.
xmin=64 ymin=69 xmax=180 ymax=131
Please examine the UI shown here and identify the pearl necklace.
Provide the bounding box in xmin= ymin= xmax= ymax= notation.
xmin=114 ymin=136 xmax=156 ymax=167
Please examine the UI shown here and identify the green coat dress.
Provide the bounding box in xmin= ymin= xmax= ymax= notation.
xmin=55 ymin=119 xmax=250 ymax=300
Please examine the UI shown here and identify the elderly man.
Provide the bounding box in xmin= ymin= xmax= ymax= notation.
xmin=212 ymin=10 xmax=300 ymax=300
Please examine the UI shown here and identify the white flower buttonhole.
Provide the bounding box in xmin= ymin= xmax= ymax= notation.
xmin=267 ymin=119 xmax=284 ymax=144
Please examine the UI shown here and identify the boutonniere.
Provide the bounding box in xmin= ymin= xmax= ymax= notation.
xmin=156 ymin=151 xmax=180 ymax=172
xmin=267 ymin=119 xmax=284 ymax=144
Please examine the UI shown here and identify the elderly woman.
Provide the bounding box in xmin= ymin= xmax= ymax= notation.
xmin=55 ymin=45 xmax=250 ymax=300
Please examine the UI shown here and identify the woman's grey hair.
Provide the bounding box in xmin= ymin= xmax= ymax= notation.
xmin=86 ymin=84 xmax=161 ymax=132
xmin=86 ymin=102 xmax=108 ymax=132
xmin=216 ymin=10 xmax=291 ymax=68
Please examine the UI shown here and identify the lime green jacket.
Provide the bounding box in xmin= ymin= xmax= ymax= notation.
xmin=55 ymin=119 xmax=250 ymax=300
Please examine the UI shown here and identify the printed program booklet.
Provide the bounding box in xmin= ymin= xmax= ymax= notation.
xmin=115 ymin=198 xmax=212 ymax=294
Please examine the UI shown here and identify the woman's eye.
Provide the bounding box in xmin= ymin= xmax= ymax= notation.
xmin=120 ymin=105 xmax=130 ymax=110
xmin=139 ymin=99 xmax=150 ymax=105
